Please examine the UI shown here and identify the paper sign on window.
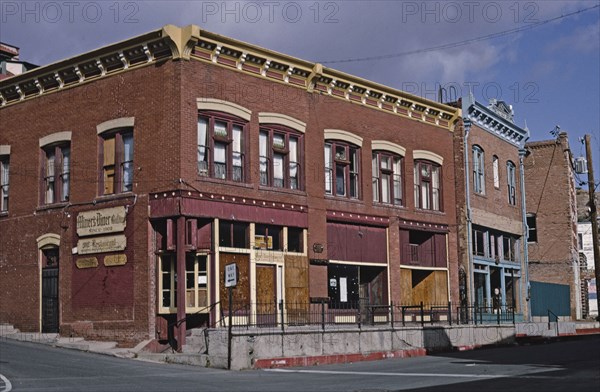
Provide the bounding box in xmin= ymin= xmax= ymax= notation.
xmin=340 ymin=277 xmax=347 ymax=302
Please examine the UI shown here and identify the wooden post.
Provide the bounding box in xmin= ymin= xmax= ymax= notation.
xmin=584 ymin=135 xmax=600 ymax=321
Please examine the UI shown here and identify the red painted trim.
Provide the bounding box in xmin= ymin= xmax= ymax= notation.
xmin=253 ymin=348 xmax=426 ymax=369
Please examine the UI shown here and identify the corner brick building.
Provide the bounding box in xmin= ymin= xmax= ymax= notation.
xmin=525 ymin=133 xmax=581 ymax=319
xmin=0 ymin=25 xmax=461 ymax=347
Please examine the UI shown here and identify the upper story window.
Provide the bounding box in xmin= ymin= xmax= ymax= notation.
xmin=42 ymin=144 xmax=70 ymax=204
xmin=101 ymin=130 xmax=133 ymax=195
xmin=219 ymin=220 xmax=249 ymax=248
xmin=259 ymin=125 xmax=302 ymax=190
xmin=526 ymin=213 xmax=537 ymax=243
xmin=325 ymin=141 xmax=360 ymax=199
xmin=492 ymin=155 xmax=500 ymax=188
xmin=198 ymin=113 xmax=246 ymax=182
xmin=472 ymin=145 xmax=485 ymax=194
xmin=414 ymin=160 xmax=441 ymax=211
xmin=507 ymin=161 xmax=516 ymax=205
xmin=372 ymin=151 xmax=403 ymax=205
xmin=0 ymin=153 xmax=8 ymax=212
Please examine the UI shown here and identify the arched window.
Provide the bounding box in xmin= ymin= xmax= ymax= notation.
xmin=493 ymin=155 xmax=500 ymax=188
xmin=259 ymin=125 xmax=303 ymax=190
xmin=325 ymin=140 xmax=360 ymax=198
xmin=472 ymin=145 xmax=485 ymax=194
xmin=372 ymin=150 xmax=403 ymax=205
xmin=414 ymin=160 xmax=442 ymax=211
xmin=507 ymin=161 xmax=516 ymax=205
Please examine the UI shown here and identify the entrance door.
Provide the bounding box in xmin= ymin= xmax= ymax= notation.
xmin=256 ymin=265 xmax=276 ymax=326
xmin=42 ymin=267 xmax=59 ymax=333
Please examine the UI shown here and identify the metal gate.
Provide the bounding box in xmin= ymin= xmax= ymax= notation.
xmin=42 ymin=267 xmax=59 ymax=333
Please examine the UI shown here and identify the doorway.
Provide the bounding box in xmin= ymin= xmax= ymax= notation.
xmin=256 ymin=264 xmax=277 ymax=326
xmin=41 ymin=248 xmax=59 ymax=333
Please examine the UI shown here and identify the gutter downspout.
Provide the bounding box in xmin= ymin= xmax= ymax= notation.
xmin=463 ymin=119 xmax=474 ymax=308
xmin=519 ymin=147 xmax=531 ymax=322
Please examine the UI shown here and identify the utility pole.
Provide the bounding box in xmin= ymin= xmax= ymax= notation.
xmin=584 ymin=134 xmax=600 ymax=320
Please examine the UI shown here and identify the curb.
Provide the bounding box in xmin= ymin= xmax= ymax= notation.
xmin=253 ymin=348 xmax=427 ymax=369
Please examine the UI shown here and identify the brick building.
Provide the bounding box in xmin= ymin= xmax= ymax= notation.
xmin=0 ymin=25 xmax=460 ymax=347
xmin=524 ymin=133 xmax=581 ymax=319
xmin=454 ymin=95 xmax=529 ymax=321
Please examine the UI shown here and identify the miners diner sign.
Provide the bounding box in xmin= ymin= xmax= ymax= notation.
xmin=77 ymin=207 xmax=126 ymax=237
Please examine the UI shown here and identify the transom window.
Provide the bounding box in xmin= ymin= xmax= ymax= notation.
xmin=101 ymin=130 xmax=133 ymax=195
xmin=472 ymin=145 xmax=485 ymax=194
xmin=42 ymin=144 xmax=70 ymax=204
xmin=259 ymin=125 xmax=302 ymax=190
xmin=372 ymin=151 xmax=403 ymax=205
xmin=414 ymin=160 xmax=441 ymax=211
xmin=507 ymin=161 xmax=516 ymax=205
xmin=325 ymin=141 xmax=360 ymax=198
xmin=0 ymin=156 xmax=8 ymax=212
xmin=198 ymin=113 xmax=245 ymax=182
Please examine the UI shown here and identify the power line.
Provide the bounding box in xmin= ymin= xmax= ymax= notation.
xmin=319 ymin=4 xmax=600 ymax=64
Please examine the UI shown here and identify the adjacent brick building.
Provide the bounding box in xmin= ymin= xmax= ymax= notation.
xmin=453 ymin=95 xmax=529 ymax=321
xmin=0 ymin=25 xmax=461 ymax=347
xmin=524 ymin=133 xmax=581 ymax=319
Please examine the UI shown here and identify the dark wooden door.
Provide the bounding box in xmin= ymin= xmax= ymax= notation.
xmin=42 ymin=267 xmax=59 ymax=333
xmin=256 ymin=265 xmax=276 ymax=326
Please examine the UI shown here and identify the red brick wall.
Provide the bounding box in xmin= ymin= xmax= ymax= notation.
xmin=525 ymin=134 xmax=579 ymax=318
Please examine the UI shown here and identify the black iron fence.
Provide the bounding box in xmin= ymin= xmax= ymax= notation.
xmin=216 ymin=300 xmax=516 ymax=331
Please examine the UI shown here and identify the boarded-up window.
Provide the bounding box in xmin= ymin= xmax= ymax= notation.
xmin=327 ymin=222 xmax=387 ymax=263
xmin=400 ymin=229 xmax=447 ymax=268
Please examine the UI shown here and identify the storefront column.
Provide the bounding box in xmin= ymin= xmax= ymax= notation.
xmin=500 ymin=268 xmax=507 ymax=308
xmin=176 ymin=216 xmax=186 ymax=350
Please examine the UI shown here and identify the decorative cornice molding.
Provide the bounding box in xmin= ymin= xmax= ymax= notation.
xmin=462 ymin=94 xmax=529 ymax=148
xmin=0 ymin=25 xmax=459 ymax=133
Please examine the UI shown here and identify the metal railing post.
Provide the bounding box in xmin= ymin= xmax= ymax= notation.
xmin=390 ymin=302 xmax=394 ymax=327
xmin=420 ymin=302 xmax=424 ymax=327
xmin=402 ymin=306 xmax=406 ymax=327
xmin=321 ymin=300 xmax=325 ymax=331
xmin=448 ymin=301 xmax=452 ymax=326
xmin=280 ymin=300 xmax=285 ymax=333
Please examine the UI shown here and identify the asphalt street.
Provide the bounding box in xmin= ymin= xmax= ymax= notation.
xmin=0 ymin=335 xmax=598 ymax=391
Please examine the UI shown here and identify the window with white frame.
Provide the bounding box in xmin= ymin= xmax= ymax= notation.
xmin=414 ymin=160 xmax=441 ymax=211
xmin=259 ymin=125 xmax=302 ymax=189
xmin=493 ymin=155 xmax=500 ymax=188
xmin=527 ymin=213 xmax=537 ymax=242
xmin=325 ymin=140 xmax=360 ymax=198
xmin=372 ymin=150 xmax=403 ymax=205
xmin=507 ymin=161 xmax=516 ymax=205
xmin=472 ymin=145 xmax=485 ymax=194
xmin=0 ymin=156 xmax=8 ymax=212
xmin=198 ymin=113 xmax=246 ymax=182
xmin=42 ymin=144 xmax=70 ymax=204
xmin=159 ymin=253 xmax=208 ymax=314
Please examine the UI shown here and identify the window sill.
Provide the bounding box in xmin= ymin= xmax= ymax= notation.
xmin=473 ymin=192 xmax=487 ymax=199
xmin=258 ymin=185 xmax=306 ymax=197
xmin=197 ymin=176 xmax=254 ymax=189
xmin=0 ymin=211 xmax=7 ymax=218
xmin=373 ymin=202 xmax=406 ymax=210
xmin=95 ymin=192 xmax=136 ymax=204
xmin=36 ymin=202 xmax=68 ymax=212
xmin=415 ymin=208 xmax=445 ymax=216
xmin=324 ymin=195 xmax=364 ymax=204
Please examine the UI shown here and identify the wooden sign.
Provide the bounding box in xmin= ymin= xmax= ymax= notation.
xmin=77 ymin=206 xmax=126 ymax=237
xmin=104 ymin=254 xmax=127 ymax=267
xmin=76 ymin=257 xmax=98 ymax=269
xmin=78 ymin=235 xmax=127 ymax=255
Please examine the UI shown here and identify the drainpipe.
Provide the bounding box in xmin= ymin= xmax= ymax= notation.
xmin=519 ymin=147 xmax=531 ymax=322
xmin=463 ymin=118 xmax=474 ymax=307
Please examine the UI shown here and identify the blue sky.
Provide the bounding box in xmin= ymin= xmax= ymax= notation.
xmin=2 ymin=0 xmax=599 ymax=184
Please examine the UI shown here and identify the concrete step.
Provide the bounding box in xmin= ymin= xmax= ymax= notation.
xmin=182 ymin=336 xmax=206 ymax=354
xmin=189 ymin=328 xmax=207 ymax=336
xmin=136 ymin=352 xmax=208 ymax=367
xmin=0 ymin=324 xmax=18 ymax=336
